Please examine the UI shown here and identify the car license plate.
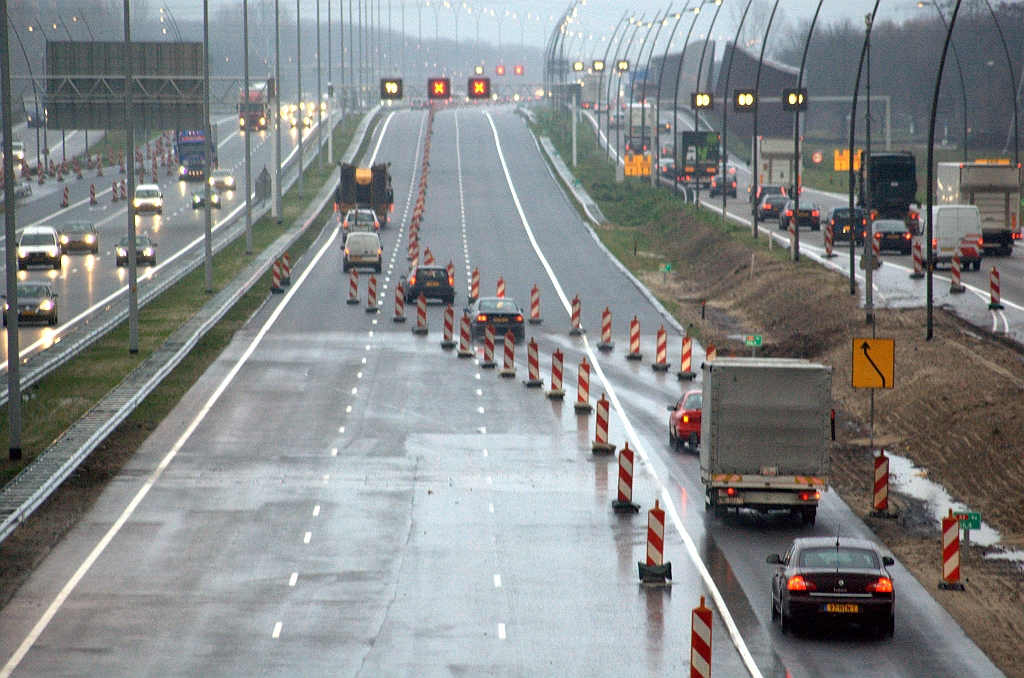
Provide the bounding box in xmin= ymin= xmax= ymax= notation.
xmin=492 ymin=316 xmax=508 ymax=323
xmin=426 ymin=281 xmax=440 ymax=287
xmin=825 ymin=603 xmax=859 ymax=613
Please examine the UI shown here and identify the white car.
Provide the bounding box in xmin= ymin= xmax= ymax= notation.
xmin=17 ymin=225 xmax=62 ymax=270
xmin=11 ymin=141 xmax=25 ymax=162
xmin=133 ymin=184 xmax=163 ymax=214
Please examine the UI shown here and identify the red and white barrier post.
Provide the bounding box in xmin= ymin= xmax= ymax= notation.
xmin=598 ymin=306 xmax=615 ymax=351
xmin=871 ymin=451 xmax=896 ymax=518
xmin=61 ymin=186 xmax=69 ymax=208
xmin=481 ymin=324 xmax=497 ymax=368
xmin=111 ymin=180 xmax=119 ymax=202
xmin=407 ymin=237 xmax=418 ymax=262
xmin=652 ymin=326 xmax=669 ymax=372
xmin=910 ymin=240 xmax=924 ymax=279
xmin=950 ymin=250 xmax=965 ymax=294
xmin=638 ymin=499 xmax=672 ymax=583
xmin=824 ymin=222 xmax=835 ymax=258
xmin=423 ymin=247 xmax=435 ymax=266
xmin=939 ymin=509 xmax=965 ymax=591
xmin=458 ymin=313 xmax=473 ymax=357
xmin=89 ymin=183 xmax=97 ymax=205
xmin=496 ymin=276 xmax=506 ymax=298
xmin=280 ymin=253 xmax=292 ymax=285
xmin=871 ymin=232 xmax=881 ymax=267
xmin=627 ymin=316 xmax=642 ymax=361
xmin=347 ymin=269 xmax=360 ymax=304
xmin=524 ymin=338 xmax=543 ymax=387
xmin=120 ymin=180 xmax=127 ymax=200
xmin=499 ymin=330 xmax=517 ymax=378
xmin=469 ymin=268 xmax=480 ymax=301
xmin=612 ymin=442 xmax=640 ymax=513
xmin=446 ymin=260 xmax=455 ymax=281
xmin=393 ymin=282 xmax=406 ymax=323
xmin=366 ymin=275 xmax=379 ymax=313
xmin=441 ymin=304 xmax=456 ymax=349
xmin=592 ymin=393 xmax=615 ymax=453
xmin=569 ymin=295 xmax=584 ymax=336
xmin=678 ymin=334 xmax=695 ymax=380
xmin=529 ymin=284 xmax=542 ymax=324
xmin=412 ymin=293 xmax=429 ymax=335
xmin=545 ymin=348 xmax=566 ymax=400
xmin=704 ymin=342 xmax=717 ymax=364
xmin=574 ymin=357 xmax=593 ymax=413
xmin=270 ymin=259 xmax=284 ymax=294
xmin=690 ymin=597 xmax=713 ymax=678
xmin=989 ymin=266 xmax=1004 ymax=310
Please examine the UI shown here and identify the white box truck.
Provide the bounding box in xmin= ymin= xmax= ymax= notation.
xmin=937 ymin=161 xmax=1021 ymax=255
xmin=754 ymin=136 xmax=800 ymax=188
xmin=700 ymin=357 xmax=833 ymax=526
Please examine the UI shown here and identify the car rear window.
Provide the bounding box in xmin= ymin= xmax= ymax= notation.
xmin=800 ymin=547 xmax=879 ymax=569
xmin=418 ymin=268 xmax=449 ymax=281
xmin=683 ymin=393 xmax=702 ymax=410
xmin=479 ymin=299 xmax=520 ymax=313
xmin=347 ymin=234 xmax=378 ymax=246
xmin=875 ymin=221 xmax=906 ymax=233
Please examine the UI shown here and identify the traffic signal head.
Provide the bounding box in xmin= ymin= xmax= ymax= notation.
xmin=733 ymin=89 xmax=755 ymax=112
xmin=496 ymin=64 xmax=506 ymax=76
xmin=514 ymin=64 xmax=524 ymax=76
xmin=475 ymin=65 xmax=483 ymax=75
xmin=468 ymin=77 xmax=491 ymax=99
xmin=427 ymin=78 xmax=451 ymax=100
xmin=691 ymin=92 xmax=713 ymax=110
xmin=380 ymin=78 xmax=403 ymax=100
xmin=573 ymin=61 xmax=584 ymax=72
xmin=616 ymin=60 xmax=629 ymax=72
xmin=592 ymin=60 xmax=605 ymax=72
xmin=782 ymin=87 xmax=808 ymax=112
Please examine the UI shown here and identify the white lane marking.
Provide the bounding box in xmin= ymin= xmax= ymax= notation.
xmin=477 ymin=407 xmax=485 ymax=414
xmin=486 ymin=476 xmax=492 ymax=484
xmin=345 ymin=405 xmax=352 ymax=413
xmin=0 ymin=218 xmax=344 ymax=678
xmin=368 ymin=111 xmax=397 ymax=165
xmin=476 ymin=389 xmax=482 ymax=396
xmin=322 ymin=474 xmax=330 ymax=483
xmin=361 ymin=358 xmax=367 ymax=364
xmin=351 ymin=387 xmax=358 ymax=395
xmin=494 ymin=574 xmax=501 ymax=588
xmin=357 ymin=372 xmax=362 ymax=378
xmin=454 ymin=112 xmax=472 ymax=297
xmin=489 ymin=504 xmax=494 ymax=513
xmin=497 ymin=623 xmax=506 ymax=640
xmin=272 ymin=621 xmax=283 ymax=639
xmin=482 ymin=449 xmax=488 ymax=457
xmin=339 ymin=426 xmax=346 ymax=433
xmin=303 ymin=532 xmax=312 ymax=544
xmin=313 ymin=504 xmax=321 ymax=516
xmin=289 ymin=572 xmax=298 ymax=587
xmin=483 ymin=111 xmax=764 ymax=678
xmin=331 ymin=448 xmax=338 ymax=457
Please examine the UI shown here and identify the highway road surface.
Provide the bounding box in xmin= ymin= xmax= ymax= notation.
xmin=0 ymin=107 xmax=1004 ymax=677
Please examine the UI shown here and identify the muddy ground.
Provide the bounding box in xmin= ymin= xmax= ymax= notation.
xmin=630 ymin=213 xmax=1024 ymax=677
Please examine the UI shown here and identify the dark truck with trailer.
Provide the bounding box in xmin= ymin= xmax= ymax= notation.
xmin=859 ymin=152 xmax=920 ymax=234
xmin=335 ymin=163 xmax=394 ymax=226
xmin=676 ymin=131 xmax=720 ymax=187
xmin=175 ymin=129 xmax=218 ymax=182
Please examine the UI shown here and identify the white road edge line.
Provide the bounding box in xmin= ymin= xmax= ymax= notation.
xmin=0 ymin=219 xmax=343 ymax=678
xmin=483 ymin=111 xmax=764 ymax=678
xmin=368 ymin=111 xmax=396 ymax=164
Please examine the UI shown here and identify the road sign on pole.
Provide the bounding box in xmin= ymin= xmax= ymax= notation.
xmin=744 ymin=335 xmax=762 ymax=347
xmin=852 ymin=338 xmax=895 ymax=389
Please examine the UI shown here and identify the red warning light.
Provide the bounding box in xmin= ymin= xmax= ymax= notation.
xmin=496 ymin=64 xmax=506 ymax=76
xmin=427 ymin=77 xmax=451 ymax=100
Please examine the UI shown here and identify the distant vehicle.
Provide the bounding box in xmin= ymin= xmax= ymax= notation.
xmin=239 ymin=81 xmax=269 ymax=131
xmin=753 ymin=137 xmax=799 ymax=189
xmin=208 ymin=169 xmax=236 ymax=192
xmin=767 ymin=537 xmax=895 ymax=638
xmin=192 ymin=191 xmax=221 ymax=209
xmin=17 ymin=226 xmax=62 ymax=270
xmin=658 ymin=158 xmax=676 ymax=179
xmin=676 ymin=130 xmax=720 ymax=186
xmin=2 ymin=180 xmax=33 ymax=202
xmin=873 ymin=219 xmax=913 ymax=254
xmin=175 ymin=129 xmax=218 ymax=181
xmin=2 ymin=282 xmax=58 ymax=326
xmin=826 ymin=206 xmax=868 ymax=245
xmin=779 ymin=201 xmax=820 ymax=231
xmin=342 ymin=208 xmax=380 ymax=234
xmin=937 ymin=161 xmax=1021 ymax=255
xmin=133 ymin=184 xmax=163 ymax=214
xmin=10 ymin=140 xmax=25 ymax=162
xmin=931 ymin=204 xmax=982 ymax=270
xmin=404 ymin=265 xmax=455 ymax=305
xmin=860 ymin=152 xmax=919 ymax=234
xmin=58 ymin=221 xmax=99 ymax=254
xmin=22 ymin=95 xmax=43 ymax=129
xmin=342 ymin=231 xmax=382 ymax=273
xmin=115 ymin=234 xmax=157 ymax=267
xmin=668 ymin=389 xmax=702 ymax=452
xmin=709 ymin=173 xmax=737 ymax=198
xmin=757 ymin=194 xmax=785 ymax=222
xmin=468 ymin=297 xmax=525 ymax=344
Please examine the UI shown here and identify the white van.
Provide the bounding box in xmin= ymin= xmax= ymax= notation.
xmin=343 ymin=231 xmax=382 ymax=273
xmin=931 ymin=205 xmax=982 ymax=270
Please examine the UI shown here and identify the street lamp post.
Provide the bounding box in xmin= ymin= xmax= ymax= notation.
xmin=921 ymin=0 xmax=969 ymax=162
xmin=671 ymin=4 xmax=709 ymax=193
xmin=692 ymin=0 xmax=724 ymax=203
xmin=243 ymin=0 xmax=253 ymax=254
xmin=297 ymin=0 xmax=304 ymax=195
xmin=653 ymin=8 xmax=686 ymax=166
xmin=316 ymin=0 xmax=323 ymax=170
xmin=749 ymin=0 xmax=783 ymax=236
xmin=204 ymin=0 xmax=214 ymax=291
xmin=720 ymin=0 xmax=755 ymax=226
xmin=789 ymin=0 xmax=825 ymax=263
xmin=274 ymin=0 xmax=282 ymax=222
xmin=596 ymin=12 xmax=630 ymax=154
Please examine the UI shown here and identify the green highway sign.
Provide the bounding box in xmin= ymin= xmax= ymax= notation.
xmin=659 ymin=263 xmax=672 ymax=272
xmin=744 ymin=334 xmax=763 ymax=347
xmin=955 ymin=511 xmax=981 ymax=530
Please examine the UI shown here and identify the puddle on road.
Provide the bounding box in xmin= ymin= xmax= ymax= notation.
xmin=887 ymin=452 xmax=1024 ymax=568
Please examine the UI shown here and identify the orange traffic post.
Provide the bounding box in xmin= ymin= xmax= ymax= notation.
xmin=638 ymin=499 xmax=672 ymax=583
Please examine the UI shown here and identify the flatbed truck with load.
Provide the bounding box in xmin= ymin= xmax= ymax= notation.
xmin=335 ymin=162 xmax=394 ymax=226
xmin=701 ymin=357 xmax=833 ymax=526
xmin=937 ymin=160 xmax=1021 ymax=256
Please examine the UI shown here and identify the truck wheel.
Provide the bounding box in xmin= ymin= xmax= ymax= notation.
xmin=687 ymin=432 xmax=699 ymax=453
xmin=802 ymin=507 xmax=817 ymax=526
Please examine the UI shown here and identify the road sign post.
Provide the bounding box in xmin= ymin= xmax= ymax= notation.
xmin=853 ymin=337 xmax=895 ymax=459
xmin=954 ymin=510 xmax=981 ymax=544
xmin=744 ymin=334 xmax=762 ymax=357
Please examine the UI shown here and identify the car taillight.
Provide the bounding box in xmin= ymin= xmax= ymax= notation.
xmin=787 ymin=575 xmax=816 ymax=591
xmin=811 ymin=210 xmax=819 ymax=217
xmin=978 ymin=238 xmax=984 ymax=246
xmin=798 ymin=490 xmax=820 ymax=501
xmin=903 ymin=232 xmax=911 ymax=240
xmin=861 ymin=218 xmax=867 ymax=225
xmin=409 ymin=275 xmax=416 ymax=286
xmin=785 ymin=210 xmax=793 ymax=217
xmin=477 ymin=314 xmax=488 ymax=322
xmin=682 ymin=414 xmax=690 ymax=423
xmin=344 ymin=247 xmax=350 ymax=255
xmin=515 ymin=314 xmax=523 ymax=322
xmin=448 ymin=275 xmax=454 ymax=286
xmin=867 ymin=577 xmax=893 ymax=593
xmin=932 ymin=238 xmax=937 ymax=248
xmin=718 ymin=487 xmax=737 ymax=497
xmin=874 ymin=232 xmax=882 ymax=239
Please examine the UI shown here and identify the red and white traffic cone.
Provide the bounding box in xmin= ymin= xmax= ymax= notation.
xmin=89 ymin=183 xmax=97 ymax=205
xmin=871 ymin=233 xmax=881 ymax=268
xmin=627 ymin=316 xmax=642 ymax=361
xmin=60 ymin=186 xmax=69 ymax=208
xmin=824 ymin=222 xmax=835 ymax=258
xmin=280 ymin=253 xmax=292 ymax=285
xmin=569 ymin=295 xmax=584 ymax=335
xmin=652 ymin=326 xmax=669 ymax=372
xmin=592 ymin=393 xmax=615 ymax=453
xmin=481 ymin=324 xmax=497 ymax=368
xmin=704 ymin=342 xmax=717 ymax=364
xmin=446 ymin=260 xmax=455 ymax=282
xmin=989 ymin=266 xmax=1004 ymax=310
xmin=529 ymin=284 xmax=542 ymax=324
xmin=458 ymin=312 xmax=473 ymax=357
xmin=56 ymin=165 xmax=64 ymax=183
xmin=910 ymin=240 xmax=924 ymax=279
xmin=111 ymin=180 xmax=119 ymax=202
xmin=120 ymin=180 xmax=127 ymax=201
xmin=612 ymin=442 xmax=640 ymax=513
xmin=87 ymin=154 xmax=94 ymax=170
xmin=499 ymin=330 xmax=517 ymax=378
xmin=96 ymin=157 xmax=103 ymax=177
xmin=347 ymin=268 xmax=360 ymax=304
xmin=638 ymin=499 xmax=672 ymax=583
xmin=413 ymin=293 xmax=429 ymax=334
xmin=270 ymin=259 xmax=284 ymax=294
xmin=37 ymin=163 xmax=45 ymax=185
xmin=950 ymin=251 xmax=965 ymax=294
xmin=678 ymin=334 xmax=696 ymax=380
xmin=871 ymin=451 xmax=894 ymax=517
xmin=408 ymin=237 xmax=419 ymax=262
xmin=394 ymin=281 xmax=406 ymax=323
xmin=119 ymin=157 xmax=125 ymax=174
xmin=496 ymin=276 xmax=505 ymax=298
xmin=691 ymin=597 xmax=713 ymax=678
xmin=545 ymin=348 xmax=566 ymax=399
xmin=75 ymin=162 xmax=83 ymax=180
xmin=423 ymin=247 xmax=435 ymax=266
xmin=524 ymin=338 xmax=543 ymax=387
xmin=469 ymin=267 xmax=480 ymax=301
xmin=151 ymin=157 xmax=158 ymax=180
xmin=939 ymin=509 xmax=965 ymax=590
xmin=575 ymin=357 xmax=593 ymax=413
xmin=366 ymin=275 xmax=379 ymax=313
xmin=441 ymin=304 xmax=456 ymax=349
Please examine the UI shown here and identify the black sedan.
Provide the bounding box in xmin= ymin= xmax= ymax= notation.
xmin=115 ymin=234 xmax=158 ymax=268
xmin=468 ymin=297 xmax=525 ymax=344
xmin=709 ymin=173 xmax=737 ymax=198
xmin=826 ymin=206 xmax=868 ymax=245
xmin=404 ymin=265 xmax=455 ymax=304
xmin=756 ymin=194 xmax=786 ymax=222
xmin=3 ymin=282 xmax=58 ymax=326
xmin=192 ymin=191 xmax=222 ymax=209
xmin=58 ymin=221 xmax=99 ymax=254
xmin=768 ymin=537 xmax=895 ymax=637
xmin=873 ymin=219 xmax=913 ymax=255
xmin=778 ymin=201 xmax=821 ymax=231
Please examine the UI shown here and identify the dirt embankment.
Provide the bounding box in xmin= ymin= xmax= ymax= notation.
xmin=626 ymin=213 xmax=1024 ymax=676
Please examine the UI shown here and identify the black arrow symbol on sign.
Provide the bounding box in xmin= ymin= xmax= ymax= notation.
xmin=860 ymin=341 xmax=887 ymax=388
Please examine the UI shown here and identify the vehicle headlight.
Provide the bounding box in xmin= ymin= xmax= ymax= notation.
xmin=133 ymin=199 xmax=142 ymax=208
xmin=47 ymin=247 xmax=59 ymax=257
xmin=212 ymin=194 xmax=220 ymax=204
xmin=225 ymin=178 xmax=234 ymax=187
xmin=155 ymin=198 xmax=162 ymax=206
xmin=60 ymin=235 xmax=70 ymax=244
xmin=193 ymin=195 xmax=201 ymax=204
xmin=259 ymin=117 xmax=266 ymax=126
xmin=142 ymin=247 xmax=154 ymax=257
xmin=85 ymin=234 xmax=95 ymax=243
xmin=239 ymin=117 xmax=246 ymax=127
xmin=38 ymin=299 xmax=53 ymax=311
xmin=179 ymin=165 xmax=187 ymax=175
xmin=17 ymin=248 xmax=25 ymax=258
xmin=116 ymin=247 xmax=127 ymax=256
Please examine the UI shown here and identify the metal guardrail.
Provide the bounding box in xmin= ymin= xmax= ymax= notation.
xmin=0 ymin=107 xmax=382 ymax=544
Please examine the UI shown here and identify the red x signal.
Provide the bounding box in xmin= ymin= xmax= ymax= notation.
xmin=428 ymin=78 xmax=451 ymax=100
xmin=468 ymin=77 xmax=491 ymax=99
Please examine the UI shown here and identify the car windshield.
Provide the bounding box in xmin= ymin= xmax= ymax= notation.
xmin=136 ymin=189 xmax=160 ymax=199
xmin=479 ymin=299 xmax=520 ymax=313
xmin=21 ymin=232 xmax=54 ymax=246
xmin=63 ymin=223 xmax=93 ymax=233
xmin=213 ymin=171 xmax=230 ymax=179
xmin=875 ymin=220 xmax=905 ymax=233
xmin=683 ymin=393 xmax=702 ymax=410
xmin=417 ymin=268 xmax=449 ymax=281
xmin=120 ymin=236 xmax=152 ymax=247
xmin=800 ymin=547 xmax=879 ymax=569
xmin=17 ymin=284 xmax=49 ymax=298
